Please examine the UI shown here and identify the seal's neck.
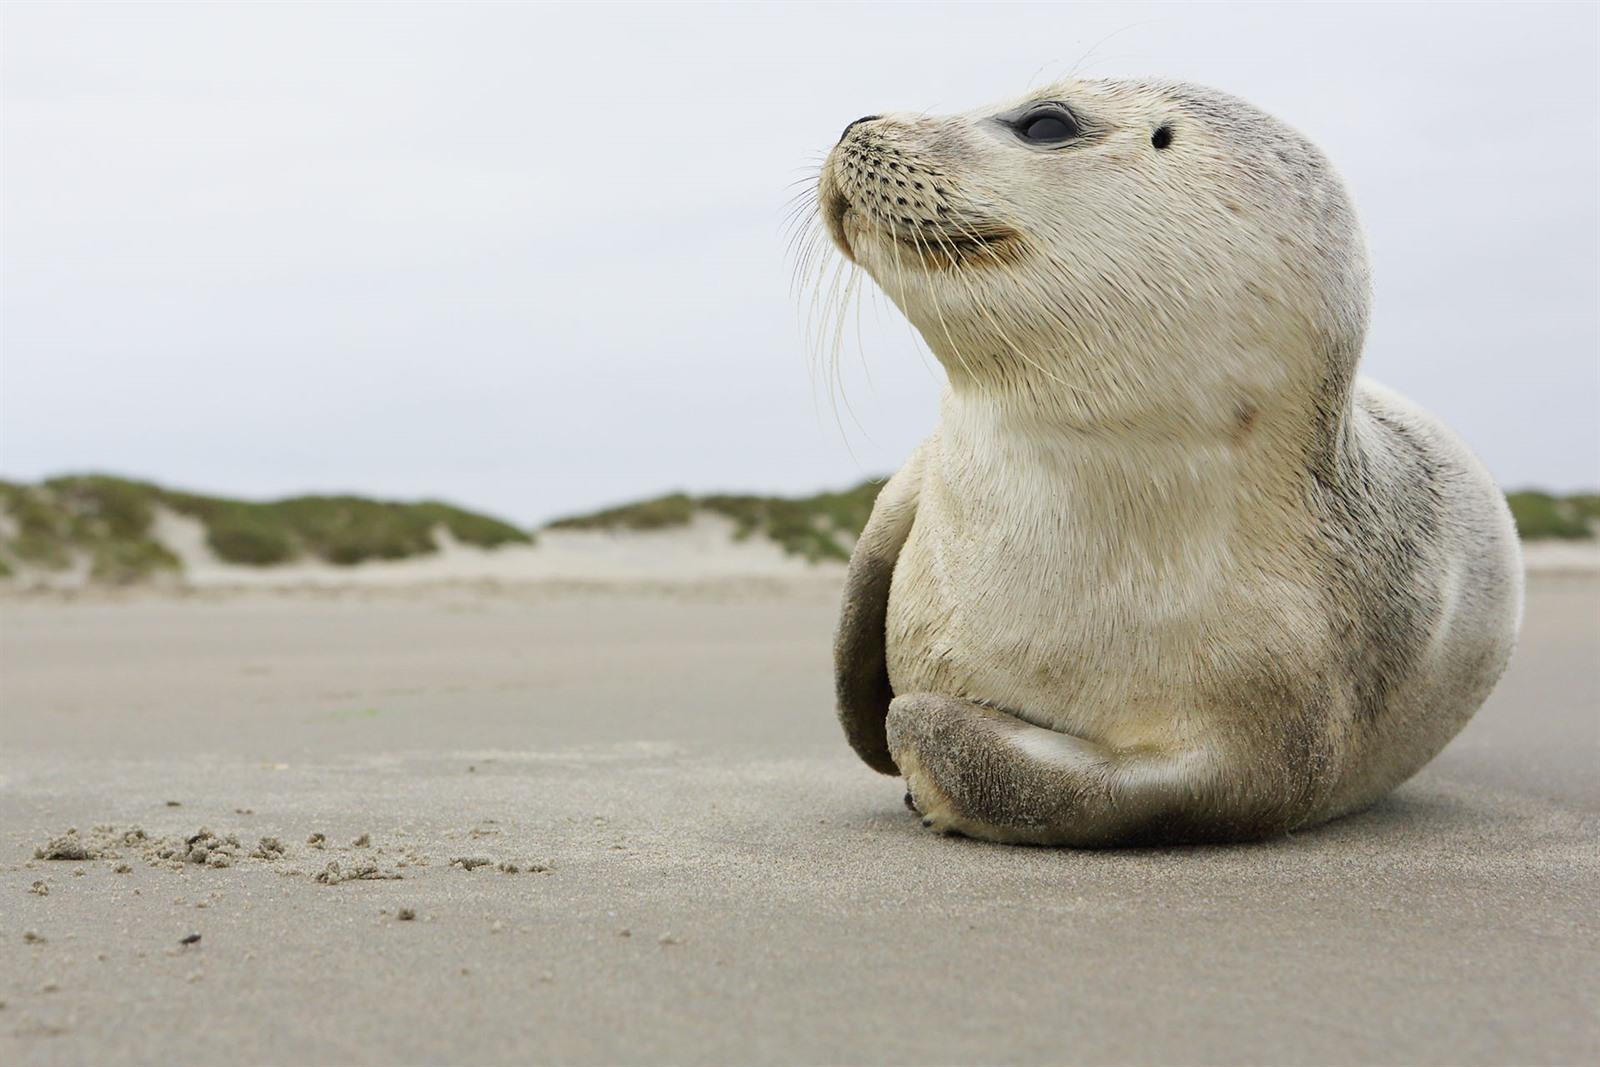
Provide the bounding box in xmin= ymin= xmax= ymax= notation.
xmin=913 ymin=291 xmax=1357 ymax=454
xmin=935 ymin=381 xmax=1327 ymax=541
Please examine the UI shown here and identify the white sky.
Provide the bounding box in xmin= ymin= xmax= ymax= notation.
xmin=3 ymin=1 xmax=1596 ymax=523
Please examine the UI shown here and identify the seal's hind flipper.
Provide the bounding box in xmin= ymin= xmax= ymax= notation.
xmin=886 ymin=692 xmax=1284 ymax=846
xmin=833 ymin=448 xmax=924 ymax=775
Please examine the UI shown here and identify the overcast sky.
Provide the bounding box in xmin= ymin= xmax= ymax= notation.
xmin=3 ymin=1 xmax=1596 ymax=523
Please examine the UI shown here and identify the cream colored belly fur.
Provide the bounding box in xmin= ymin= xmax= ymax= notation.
xmin=885 ymin=399 xmax=1335 ymax=754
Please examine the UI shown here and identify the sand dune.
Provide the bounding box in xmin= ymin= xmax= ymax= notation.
xmin=1 ymin=504 xmax=1591 ymax=594
xmin=151 ymin=509 xmax=840 ymax=589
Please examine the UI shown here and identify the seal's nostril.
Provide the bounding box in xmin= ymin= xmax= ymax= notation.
xmin=840 ymin=114 xmax=882 ymax=143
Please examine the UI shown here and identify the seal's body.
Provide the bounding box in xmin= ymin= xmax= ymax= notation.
xmin=820 ymin=80 xmax=1521 ymax=845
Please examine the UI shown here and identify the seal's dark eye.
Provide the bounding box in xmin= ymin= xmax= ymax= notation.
xmin=1016 ymin=109 xmax=1080 ymax=145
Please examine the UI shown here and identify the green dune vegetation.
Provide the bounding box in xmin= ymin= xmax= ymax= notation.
xmin=1502 ymin=490 xmax=1600 ymax=542
xmin=0 ymin=474 xmax=1593 ymax=585
xmin=548 ymin=481 xmax=885 ymax=563
xmin=0 ymin=474 xmax=532 ymax=583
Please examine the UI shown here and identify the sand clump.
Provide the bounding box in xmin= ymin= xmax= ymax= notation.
xmin=449 ymin=855 xmax=552 ymax=874
xmin=160 ymin=828 xmax=243 ymax=868
xmin=33 ymin=834 xmax=98 ymax=862
xmin=33 ymin=824 xmax=147 ymax=861
xmin=313 ymin=860 xmax=401 ymax=885
xmin=33 ymin=825 xmax=149 ymax=864
xmin=28 ymin=825 xmax=409 ymax=883
xmin=494 ymin=860 xmax=553 ymax=874
xmin=28 ymin=822 xmax=511 ymax=913
xmin=251 ymin=836 xmax=286 ymax=860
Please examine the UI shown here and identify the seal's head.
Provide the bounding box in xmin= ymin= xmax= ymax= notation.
xmin=816 ymin=80 xmax=1371 ymax=435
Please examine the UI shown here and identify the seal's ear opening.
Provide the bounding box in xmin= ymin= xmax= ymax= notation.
xmin=1152 ymin=125 xmax=1174 ymax=150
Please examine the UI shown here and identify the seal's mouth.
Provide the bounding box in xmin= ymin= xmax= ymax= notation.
xmin=890 ymin=224 xmax=1023 ymax=270
xmin=823 ymin=189 xmax=855 ymax=260
xmin=825 ymin=188 xmax=1021 ymax=271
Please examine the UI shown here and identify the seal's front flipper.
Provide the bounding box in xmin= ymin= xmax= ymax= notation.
xmin=887 ymin=692 xmax=1282 ymax=846
xmin=834 ymin=448 xmax=924 ymax=775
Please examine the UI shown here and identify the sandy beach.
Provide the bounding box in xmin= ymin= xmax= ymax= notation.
xmin=1 ymin=570 xmax=1596 ymax=1066
xmin=4 ymin=2 xmax=1595 ymax=1064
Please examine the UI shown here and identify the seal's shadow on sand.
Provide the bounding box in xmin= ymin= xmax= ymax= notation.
xmin=843 ymin=775 xmax=1549 ymax=862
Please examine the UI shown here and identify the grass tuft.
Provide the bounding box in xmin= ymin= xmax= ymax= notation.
xmin=548 ymin=481 xmax=886 ymax=562
xmin=1505 ymin=490 xmax=1600 ymax=541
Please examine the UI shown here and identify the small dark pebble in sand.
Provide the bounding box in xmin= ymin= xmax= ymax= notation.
xmin=397 ymin=908 xmax=416 ymax=921
xmin=180 ymin=934 xmax=202 ymax=946
xmin=165 ymin=801 xmax=182 ymax=808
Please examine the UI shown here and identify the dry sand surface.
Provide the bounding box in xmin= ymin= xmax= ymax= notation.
xmin=0 ymin=572 xmax=1596 ymax=1066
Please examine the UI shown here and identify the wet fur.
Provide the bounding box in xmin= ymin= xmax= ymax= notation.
xmin=824 ymin=80 xmax=1522 ymax=846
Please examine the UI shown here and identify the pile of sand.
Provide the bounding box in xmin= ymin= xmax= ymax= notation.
xmin=28 ymin=825 xmax=555 ymax=885
xmin=29 ymin=825 xmax=411 ymax=881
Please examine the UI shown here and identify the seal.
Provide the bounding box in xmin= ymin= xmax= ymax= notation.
xmin=817 ymin=79 xmax=1523 ymax=846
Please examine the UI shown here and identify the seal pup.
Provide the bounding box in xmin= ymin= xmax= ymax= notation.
xmin=817 ymin=79 xmax=1522 ymax=846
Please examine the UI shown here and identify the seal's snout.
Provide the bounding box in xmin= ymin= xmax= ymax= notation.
xmin=820 ymin=115 xmax=882 ymax=260
xmin=820 ymin=110 xmax=1021 ymax=272
xmin=839 ymin=115 xmax=882 ymax=143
